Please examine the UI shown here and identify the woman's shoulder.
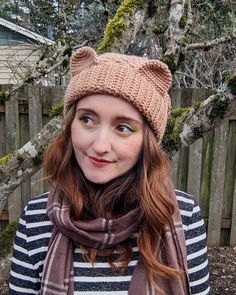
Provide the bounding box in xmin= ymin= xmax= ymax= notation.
xmin=174 ymin=189 xmax=203 ymax=228
xmin=23 ymin=192 xmax=51 ymax=224
xmin=174 ymin=189 xmax=196 ymax=211
xmin=19 ymin=192 xmax=53 ymax=251
xmin=25 ymin=192 xmax=49 ymax=209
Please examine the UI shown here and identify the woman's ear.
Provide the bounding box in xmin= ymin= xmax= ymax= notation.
xmin=137 ymin=60 xmax=172 ymax=95
xmin=70 ymin=47 xmax=98 ymax=77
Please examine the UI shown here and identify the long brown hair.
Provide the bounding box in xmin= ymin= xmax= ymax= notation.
xmin=44 ymin=102 xmax=180 ymax=294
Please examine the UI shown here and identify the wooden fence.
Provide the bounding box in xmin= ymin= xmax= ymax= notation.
xmin=0 ymin=85 xmax=235 ymax=247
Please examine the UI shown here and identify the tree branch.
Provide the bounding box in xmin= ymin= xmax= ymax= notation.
xmin=0 ymin=117 xmax=63 ymax=213
xmin=162 ymin=74 xmax=236 ymax=156
xmin=185 ymin=30 xmax=236 ymax=51
xmin=3 ymin=40 xmax=95 ymax=100
xmin=164 ymin=0 xmax=187 ymax=68
xmin=175 ymin=71 xmax=209 ymax=88
xmin=97 ymin=0 xmax=147 ymax=54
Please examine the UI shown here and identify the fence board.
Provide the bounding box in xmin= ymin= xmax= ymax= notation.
xmin=28 ymin=86 xmax=44 ymax=197
xmin=199 ymin=131 xmax=214 ymax=219
xmin=221 ymin=120 xmax=236 ymax=245
xmin=5 ymin=94 xmax=22 ymax=222
xmin=170 ymin=88 xmax=182 ymax=185
xmin=207 ymin=120 xmax=229 ymax=246
xmin=176 ymin=147 xmax=189 ymax=191
xmin=0 ymin=112 xmax=6 ymax=157
xmin=187 ymin=138 xmax=203 ymax=200
xmin=230 ymin=180 xmax=236 ymax=246
xmin=222 ymin=120 xmax=236 ymax=218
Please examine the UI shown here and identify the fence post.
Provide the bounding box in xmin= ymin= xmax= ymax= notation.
xmin=170 ymin=89 xmax=182 ymax=186
xmin=5 ymin=95 xmax=21 ymax=222
xmin=230 ymin=180 xmax=236 ymax=246
xmin=28 ymin=86 xmax=44 ymax=198
xmin=207 ymin=120 xmax=228 ymax=246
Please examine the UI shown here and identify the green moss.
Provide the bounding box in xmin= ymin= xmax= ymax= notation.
xmin=161 ymin=54 xmax=177 ymax=73
xmin=179 ymin=16 xmax=187 ymax=28
xmin=0 ymin=90 xmax=6 ymax=102
xmin=207 ymin=94 xmax=229 ymax=122
xmin=171 ymin=107 xmax=190 ymax=118
xmin=182 ymin=36 xmax=189 ymax=44
xmin=62 ymin=46 xmax=72 ymax=56
xmin=48 ymin=103 xmax=64 ymax=118
xmin=162 ymin=107 xmax=191 ymax=154
xmin=0 ymin=151 xmax=16 ymax=167
xmin=153 ymin=24 xmax=167 ymax=35
xmin=97 ymin=0 xmax=144 ymax=54
xmin=193 ymin=101 xmax=202 ymax=110
xmin=0 ymin=219 xmax=19 ymax=258
xmin=162 ymin=118 xmax=183 ymax=154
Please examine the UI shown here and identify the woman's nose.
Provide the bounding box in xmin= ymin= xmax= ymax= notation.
xmin=92 ymin=130 xmax=112 ymax=154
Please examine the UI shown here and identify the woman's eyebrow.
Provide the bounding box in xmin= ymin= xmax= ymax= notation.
xmin=76 ymin=107 xmax=97 ymax=115
xmin=115 ymin=115 xmax=143 ymax=125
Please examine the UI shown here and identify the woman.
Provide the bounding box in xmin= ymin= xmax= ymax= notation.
xmin=9 ymin=47 xmax=210 ymax=295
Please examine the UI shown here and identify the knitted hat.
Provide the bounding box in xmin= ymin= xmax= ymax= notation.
xmin=64 ymin=47 xmax=172 ymax=142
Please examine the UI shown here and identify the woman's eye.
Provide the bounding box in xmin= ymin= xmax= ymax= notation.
xmin=116 ymin=124 xmax=134 ymax=134
xmin=80 ymin=115 xmax=93 ymax=125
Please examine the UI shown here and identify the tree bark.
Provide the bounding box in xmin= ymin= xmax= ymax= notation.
xmin=185 ymin=30 xmax=236 ymax=51
xmin=162 ymin=77 xmax=236 ymax=156
xmin=97 ymin=0 xmax=148 ymax=54
xmin=164 ymin=0 xmax=187 ymax=65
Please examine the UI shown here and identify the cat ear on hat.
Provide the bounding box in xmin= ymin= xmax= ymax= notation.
xmin=137 ymin=60 xmax=172 ymax=94
xmin=70 ymin=47 xmax=98 ymax=77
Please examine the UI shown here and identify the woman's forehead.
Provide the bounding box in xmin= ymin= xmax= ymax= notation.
xmin=76 ymin=94 xmax=144 ymax=122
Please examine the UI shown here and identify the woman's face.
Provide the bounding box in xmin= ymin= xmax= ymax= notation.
xmin=71 ymin=94 xmax=144 ymax=184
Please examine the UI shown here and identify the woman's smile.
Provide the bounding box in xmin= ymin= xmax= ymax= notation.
xmin=88 ymin=155 xmax=114 ymax=168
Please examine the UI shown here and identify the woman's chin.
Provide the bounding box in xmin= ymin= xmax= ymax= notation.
xmin=84 ymin=173 xmax=114 ymax=185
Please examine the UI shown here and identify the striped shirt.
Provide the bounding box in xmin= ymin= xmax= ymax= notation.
xmin=9 ymin=190 xmax=210 ymax=295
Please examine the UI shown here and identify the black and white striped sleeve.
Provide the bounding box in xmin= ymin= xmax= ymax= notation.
xmin=176 ymin=190 xmax=210 ymax=295
xmin=9 ymin=194 xmax=51 ymax=295
xmin=9 ymin=207 xmax=41 ymax=294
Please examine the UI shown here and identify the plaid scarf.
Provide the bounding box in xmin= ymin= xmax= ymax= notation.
xmin=41 ymin=185 xmax=190 ymax=295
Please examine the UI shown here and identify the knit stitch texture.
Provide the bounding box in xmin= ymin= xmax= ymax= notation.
xmin=64 ymin=47 xmax=172 ymax=142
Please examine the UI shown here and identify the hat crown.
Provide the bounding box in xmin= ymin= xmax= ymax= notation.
xmin=70 ymin=47 xmax=171 ymax=94
xmin=65 ymin=47 xmax=172 ymax=143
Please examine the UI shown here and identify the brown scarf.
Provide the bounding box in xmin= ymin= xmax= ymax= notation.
xmin=41 ymin=185 xmax=190 ymax=295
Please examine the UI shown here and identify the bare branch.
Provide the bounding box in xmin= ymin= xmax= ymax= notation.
xmin=185 ymin=30 xmax=236 ymax=51
xmin=4 ymin=40 xmax=95 ymax=99
xmin=175 ymin=71 xmax=209 ymax=88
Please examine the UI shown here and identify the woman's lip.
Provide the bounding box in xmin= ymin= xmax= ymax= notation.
xmin=88 ymin=156 xmax=113 ymax=168
xmin=88 ymin=156 xmax=112 ymax=163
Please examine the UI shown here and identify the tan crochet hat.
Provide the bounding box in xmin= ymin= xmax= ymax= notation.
xmin=64 ymin=47 xmax=172 ymax=142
